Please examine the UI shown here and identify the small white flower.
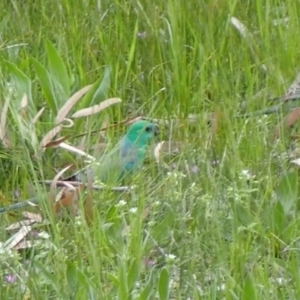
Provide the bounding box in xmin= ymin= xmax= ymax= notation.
xmin=240 ymin=169 xmax=254 ymax=180
xmin=37 ymin=231 xmax=50 ymax=239
xmin=166 ymin=253 xmax=176 ymax=263
xmin=153 ymin=201 xmax=161 ymax=207
xmin=115 ymin=200 xmax=126 ymax=208
xmin=0 ymin=247 xmax=13 ymax=256
xmin=217 ymin=283 xmax=226 ymax=291
xmin=75 ymin=215 xmax=83 ymax=226
xmin=129 ymin=207 xmax=137 ymax=214
xmin=130 ymin=185 xmax=137 ymax=190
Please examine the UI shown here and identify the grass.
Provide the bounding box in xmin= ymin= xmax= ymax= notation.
xmin=1 ymin=0 xmax=300 ymax=299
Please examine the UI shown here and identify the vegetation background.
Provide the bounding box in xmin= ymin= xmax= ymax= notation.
xmin=0 ymin=0 xmax=300 ymax=299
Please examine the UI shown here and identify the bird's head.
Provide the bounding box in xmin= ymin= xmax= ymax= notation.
xmin=125 ymin=120 xmax=159 ymax=146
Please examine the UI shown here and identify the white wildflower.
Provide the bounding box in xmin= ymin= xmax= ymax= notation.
xmin=37 ymin=231 xmax=50 ymax=239
xmin=153 ymin=201 xmax=161 ymax=207
xmin=240 ymin=169 xmax=255 ymax=180
xmin=165 ymin=253 xmax=176 ymax=263
xmin=115 ymin=200 xmax=126 ymax=208
xmin=129 ymin=207 xmax=137 ymax=214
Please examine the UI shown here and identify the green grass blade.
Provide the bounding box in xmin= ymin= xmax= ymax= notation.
xmin=276 ymin=171 xmax=298 ymax=215
xmin=79 ymin=66 xmax=111 ymax=109
xmin=118 ymin=259 xmax=129 ymax=300
xmin=127 ymin=258 xmax=140 ymax=291
xmin=46 ymin=40 xmax=70 ymax=97
xmin=138 ymin=268 xmax=156 ymax=300
xmin=158 ymin=267 xmax=170 ymax=300
xmin=31 ymin=57 xmax=57 ymax=113
xmin=5 ymin=60 xmax=32 ymax=102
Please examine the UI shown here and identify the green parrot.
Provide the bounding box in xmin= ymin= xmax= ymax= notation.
xmin=0 ymin=120 xmax=158 ymax=213
xmin=65 ymin=119 xmax=159 ymax=183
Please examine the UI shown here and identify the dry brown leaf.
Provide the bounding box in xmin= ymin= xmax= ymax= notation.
xmin=3 ymin=226 xmax=32 ymax=250
xmin=273 ymin=108 xmax=300 ymax=139
xmin=53 ymin=187 xmax=83 ymax=215
xmin=58 ymin=142 xmax=96 ymax=161
xmin=22 ymin=211 xmax=43 ymax=222
xmin=0 ymin=96 xmax=11 ymax=148
xmin=39 ymin=124 xmax=62 ymax=150
xmin=6 ymin=220 xmax=36 ymax=231
xmin=270 ymin=73 xmax=300 ymax=102
xmin=71 ymin=98 xmax=122 ymax=118
xmin=61 ymin=118 xmax=74 ymax=128
xmin=54 ymin=188 xmax=65 ymax=203
xmin=51 ymin=165 xmax=73 ymax=191
xmin=285 ymin=73 xmax=300 ymax=97
xmin=56 ymin=84 xmax=93 ymax=124
xmin=153 ymin=141 xmax=182 ymax=163
xmin=49 ymin=165 xmax=72 ymax=213
xmin=13 ymin=240 xmax=33 ymax=250
xmin=291 ymin=158 xmax=300 ymax=167
xmin=32 ymin=107 xmax=46 ymax=125
xmin=18 ymin=94 xmax=28 ymax=118
xmin=153 ymin=141 xmax=166 ymax=163
xmin=230 ymin=17 xmax=268 ymax=74
xmin=121 ymin=116 xmax=145 ymax=125
xmin=42 ymin=136 xmax=70 ymax=149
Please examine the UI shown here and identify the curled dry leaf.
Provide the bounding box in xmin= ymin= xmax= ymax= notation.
xmin=6 ymin=220 xmax=36 ymax=231
xmin=13 ymin=240 xmax=33 ymax=250
xmin=153 ymin=141 xmax=181 ymax=163
xmin=122 ymin=116 xmax=145 ymax=125
xmin=43 ymin=136 xmax=70 ymax=149
xmin=285 ymin=73 xmax=300 ymax=97
xmin=22 ymin=211 xmax=43 ymax=222
xmin=3 ymin=226 xmax=32 ymax=250
xmin=31 ymin=107 xmax=45 ymax=125
xmin=269 ymin=73 xmax=300 ymax=102
xmin=154 ymin=141 xmax=166 ymax=163
xmin=51 ymin=165 xmax=73 ymax=191
xmin=71 ymin=97 xmax=122 ymax=118
xmin=59 ymin=142 xmax=96 ymax=161
xmin=53 ymin=186 xmax=83 ymax=216
xmin=49 ymin=165 xmax=73 ymax=212
xmin=60 ymin=118 xmax=74 ymax=128
xmin=55 ymin=84 xmax=93 ymax=124
xmin=0 ymin=96 xmax=11 ymax=148
xmin=39 ymin=124 xmax=62 ymax=150
xmin=54 ymin=188 xmax=65 ymax=204
xmin=231 ymin=16 xmax=248 ymax=38
xmin=18 ymin=94 xmax=28 ymax=118
xmin=291 ymin=158 xmax=300 ymax=167
xmin=273 ymin=108 xmax=300 ymax=139
xmin=230 ymin=16 xmax=268 ymax=73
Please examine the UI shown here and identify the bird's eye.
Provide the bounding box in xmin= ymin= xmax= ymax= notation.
xmin=145 ymin=126 xmax=152 ymax=133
